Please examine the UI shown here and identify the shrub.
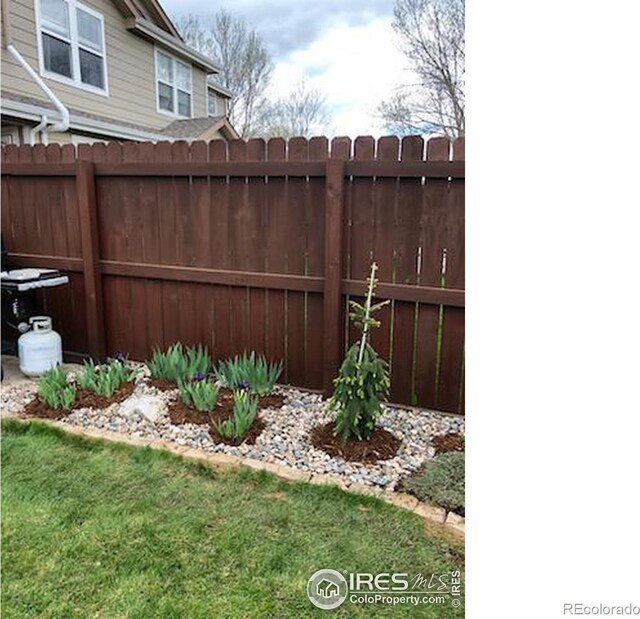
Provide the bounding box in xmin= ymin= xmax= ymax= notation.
xmin=38 ymin=366 xmax=76 ymax=410
xmin=329 ymin=263 xmax=390 ymax=444
xmin=179 ymin=376 xmax=219 ymax=412
xmin=76 ymin=357 xmax=138 ymax=397
xmin=215 ymin=390 xmax=259 ymax=440
xmin=404 ymin=452 xmax=465 ymax=522
xmin=215 ymin=352 xmax=282 ymax=395
xmin=148 ymin=344 xmax=211 ymax=382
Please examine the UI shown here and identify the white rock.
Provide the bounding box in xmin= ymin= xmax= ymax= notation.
xmin=120 ymin=396 xmax=165 ymax=423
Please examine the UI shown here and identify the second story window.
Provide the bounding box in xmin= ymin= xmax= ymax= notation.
xmin=207 ymin=90 xmax=228 ymax=117
xmin=38 ymin=0 xmax=107 ymax=93
xmin=156 ymin=50 xmax=192 ymax=118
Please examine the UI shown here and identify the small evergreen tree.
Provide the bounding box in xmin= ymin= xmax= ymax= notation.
xmin=329 ymin=262 xmax=390 ymax=444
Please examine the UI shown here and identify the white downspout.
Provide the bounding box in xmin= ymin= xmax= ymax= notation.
xmin=2 ymin=0 xmax=70 ymax=143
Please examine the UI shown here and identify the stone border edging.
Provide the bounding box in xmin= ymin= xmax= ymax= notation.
xmin=1 ymin=415 xmax=464 ymax=536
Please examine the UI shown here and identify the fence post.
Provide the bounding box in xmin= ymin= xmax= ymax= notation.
xmin=76 ymin=158 xmax=106 ymax=360
xmin=322 ymin=158 xmax=346 ymax=396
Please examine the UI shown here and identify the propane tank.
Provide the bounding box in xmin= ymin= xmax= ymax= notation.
xmin=18 ymin=316 xmax=63 ymax=377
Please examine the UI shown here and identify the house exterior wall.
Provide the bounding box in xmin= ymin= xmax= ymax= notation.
xmin=1 ymin=0 xmax=208 ymax=132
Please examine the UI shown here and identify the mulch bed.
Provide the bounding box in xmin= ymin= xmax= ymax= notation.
xmin=19 ymin=397 xmax=71 ymax=421
xmin=167 ymin=388 xmax=284 ymax=425
xmin=309 ymin=422 xmax=401 ymax=463
xmin=432 ymin=432 xmax=465 ymax=455
xmin=72 ymin=381 xmax=136 ymax=410
xmin=146 ymin=377 xmax=179 ymax=392
xmin=18 ymin=381 xmax=137 ymax=420
xmin=167 ymin=387 xmax=278 ymax=446
xmin=258 ymin=392 xmax=285 ymax=409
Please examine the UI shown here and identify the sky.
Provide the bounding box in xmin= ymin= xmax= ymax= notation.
xmin=161 ymin=0 xmax=409 ymax=137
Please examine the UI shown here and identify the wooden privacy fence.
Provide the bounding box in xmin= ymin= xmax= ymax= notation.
xmin=1 ymin=135 xmax=464 ymax=414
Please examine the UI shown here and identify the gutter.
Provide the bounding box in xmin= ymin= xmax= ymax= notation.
xmin=1 ymin=98 xmax=166 ymax=142
xmin=2 ymin=0 xmax=69 ymax=143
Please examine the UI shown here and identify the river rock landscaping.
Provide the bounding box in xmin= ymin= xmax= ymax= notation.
xmin=1 ymin=361 xmax=464 ymax=491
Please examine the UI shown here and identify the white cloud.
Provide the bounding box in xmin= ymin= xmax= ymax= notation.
xmin=267 ymin=17 xmax=409 ymax=138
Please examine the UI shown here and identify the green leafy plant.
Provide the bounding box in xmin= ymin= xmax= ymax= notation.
xmin=37 ymin=366 xmax=76 ymax=410
xmin=403 ymin=452 xmax=465 ymax=522
xmin=147 ymin=344 xmax=211 ymax=382
xmin=147 ymin=344 xmax=185 ymax=381
xmin=178 ymin=376 xmax=219 ymax=412
xmin=329 ymin=262 xmax=390 ymax=444
xmin=215 ymin=390 xmax=259 ymax=440
xmin=184 ymin=345 xmax=212 ymax=378
xmin=76 ymin=357 xmax=138 ymax=397
xmin=215 ymin=352 xmax=282 ymax=395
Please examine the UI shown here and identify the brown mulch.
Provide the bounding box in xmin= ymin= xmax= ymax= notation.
xmin=257 ymin=392 xmax=285 ymax=409
xmin=167 ymin=397 xmax=229 ymax=426
xmin=167 ymin=387 xmax=278 ymax=446
xmin=432 ymin=432 xmax=465 ymax=455
xmin=146 ymin=377 xmax=179 ymax=392
xmin=19 ymin=397 xmax=70 ymax=420
xmin=167 ymin=388 xmax=284 ymax=426
xmin=309 ymin=422 xmax=401 ymax=463
xmin=72 ymin=381 xmax=137 ymax=410
xmin=18 ymin=380 xmax=137 ymax=419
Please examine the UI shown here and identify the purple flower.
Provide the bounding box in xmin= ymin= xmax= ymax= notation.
xmin=113 ymin=351 xmax=126 ymax=362
xmin=194 ymin=372 xmax=206 ymax=382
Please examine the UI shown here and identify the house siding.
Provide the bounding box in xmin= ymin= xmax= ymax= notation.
xmin=1 ymin=0 xmax=207 ymax=132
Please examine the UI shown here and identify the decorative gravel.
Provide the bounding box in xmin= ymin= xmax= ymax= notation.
xmin=1 ymin=363 xmax=464 ymax=490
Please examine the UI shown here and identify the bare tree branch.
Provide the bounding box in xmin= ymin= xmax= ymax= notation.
xmin=175 ymin=11 xmax=274 ymax=137
xmin=255 ymin=80 xmax=330 ymax=139
xmin=379 ymin=0 xmax=465 ymax=139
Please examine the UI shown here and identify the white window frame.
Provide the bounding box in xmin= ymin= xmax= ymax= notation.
xmin=206 ymin=89 xmax=216 ymax=117
xmin=206 ymin=89 xmax=227 ymax=117
xmin=155 ymin=48 xmax=193 ymax=119
xmin=34 ymin=0 xmax=109 ymax=96
xmin=1 ymin=127 xmax=21 ymax=145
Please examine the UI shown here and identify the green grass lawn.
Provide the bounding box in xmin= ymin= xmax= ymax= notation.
xmin=1 ymin=420 xmax=464 ymax=618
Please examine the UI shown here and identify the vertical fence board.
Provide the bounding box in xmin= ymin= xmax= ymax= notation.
xmin=330 ymin=137 xmax=352 ymax=362
xmin=172 ymin=141 xmax=198 ymax=349
xmin=414 ymin=137 xmax=450 ymax=409
xmin=17 ymin=145 xmax=37 ymax=256
xmin=189 ymin=141 xmax=215 ymax=354
xmin=369 ymin=136 xmax=398 ymax=368
xmin=264 ymin=138 xmax=287 ymax=374
xmin=306 ymin=137 xmax=328 ymax=389
xmin=121 ymin=142 xmax=147 ymax=360
xmin=75 ymin=155 xmax=106 ymax=360
xmin=101 ymin=142 xmax=131 ymax=356
xmin=133 ymin=141 xmax=163 ymax=355
xmin=347 ymin=137 xmax=376 ymax=350
xmin=390 ymin=136 xmax=424 ymax=404
xmin=227 ymin=140 xmax=250 ymax=356
xmin=154 ymin=142 xmax=177 ymax=348
xmin=436 ymin=137 xmax=465 ymax=412
xmin=207 ymin=140 xmax=232 ymax=362
xmin=322 ymin=156 xmax=346 ymax=394
xmin=246 ymin=138 xmax=267 ymax=358
xmin=286 ymin=137 xmax=309 ymax=387
xmin=60 ymin=144 xmax=82 ymax=258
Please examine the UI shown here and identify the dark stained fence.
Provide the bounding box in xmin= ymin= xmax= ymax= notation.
xmin=1 ymin=136 xmax=465 ymax=414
